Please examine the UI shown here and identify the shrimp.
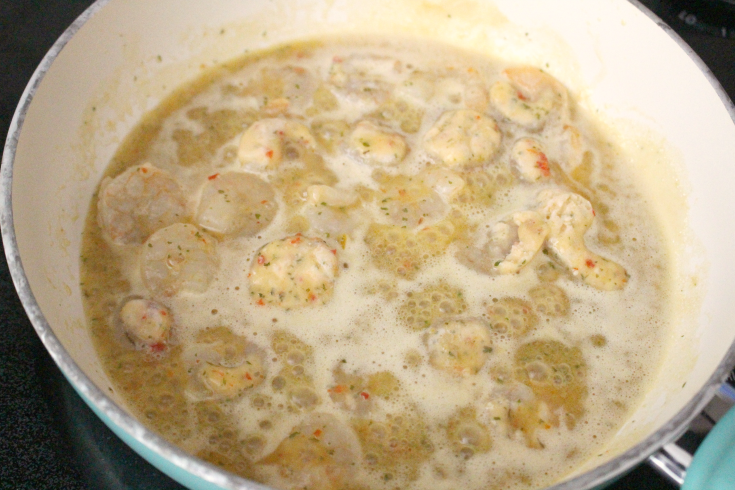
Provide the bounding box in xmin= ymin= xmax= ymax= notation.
xmin=394 ymin=70 xmax=436 ymax=104
xmin=97 ymin=163 xmax=188 ymax=245
xmin=249 ymin=235 xmax=339 ymax=308
xmin=305 ymin=185 xmax=358 ymax=208
xmin=424 ymin=109 xmax=502 ymax=168
xmin=141 ymin=223 xmax=220 ymax=297
xmin=425 ymin=318 xmax=493 ymax=377
xmin=376 ymin=178 xmax=447 ymax=228
xmin=434 ymin=68 xmax=489 ymax=113
xmin=195 ymin=171 xmax=277 ymax=237
xmin=491 ymin=211 xmax=549 ymax=274
xmin=511 ymin=137 xmax=551 ymax=182
xmin=418 ymin=166 xmax=466 ymax=202
xmin=118 ymin=298 xmax=172 ymax=351
xmin=537 ymin=189 xmax=627 ymax=290
xmin=557 ymin=125 xmax=586 ymax=173
xmin=183 ymin=327 xmax=267 ymax=400
xmin=490 ymin=66 xmax=569 ymax=129
xmin=328 ymin=54 xmax=400 ymax=107
xmin=446 ymin=408 xmax=492 ymax=459
xmin=458 ymin=211 xmax=548 ymax=276
xmin=260 ymin=413 xmax=362 ymax=490
xmin=304 ymin=185 xmax=360 ymax=236
xmin=349 ymin=120 xmax=408 ymax=166
xmin=199 ymin=358 xmax=266 ymax=400
xmin=259 ymin=65 xmax=317 ymax=115
xmin=238 ymin=118 xmax=317 ymax=167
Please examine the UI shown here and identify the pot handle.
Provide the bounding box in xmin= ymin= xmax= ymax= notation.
xmin=646 ymin=383 xmax=735 ymax=488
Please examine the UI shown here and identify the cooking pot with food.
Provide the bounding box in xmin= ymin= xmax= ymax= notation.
xmin=2 ymin=0 xmax=735 ymax=489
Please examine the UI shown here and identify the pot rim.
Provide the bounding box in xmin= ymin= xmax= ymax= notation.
xmin=1 ymin=1 xmax=734 ymax=489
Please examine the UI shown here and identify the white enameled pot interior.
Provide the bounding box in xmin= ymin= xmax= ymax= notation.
xmin=4 ymin=0 xmax=735 ymax=489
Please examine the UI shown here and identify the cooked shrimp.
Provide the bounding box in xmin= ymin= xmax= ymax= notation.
xmin=394 ymin=70 xmax=436 ymax=104
xmin=182 ymin=327 xmax=267 ymax=400
xmin=537 ymin=189 xmax=627 ymax=290
xmin=304 ymin=185 xmax=360 ymax=236
xmin=424 ymin=109 xmax=502 ymax=168
xmin=199 ymin=356 xmax=266 ymax=400
xmin=119 ymin=298 xmax=172 ymax=351
xmin=377 ymin=179 xmax=447 ymax=228
xmin=97 ymin=163 xmax=188 ymax=245
xmin=491 ymin=211 xmax=549 ymax=274
xmin=260 ymin=412 xmax=362 ymax=490
xmin=305 ymin=185 xmax=358 ymax=208
xmin=490 ymin=66 xmax=569 ymax=129
xmin=238 ymin=118 xmax=317 ymax=167
xmin=418 ymin=167 xmax=466 ymax=202
xmin=249 ymin=235 xmax=339 ymax=308
xmin=141 ymin=223 xmax=220 ymax=297
xmin=435 ymin=68 xmax=489 ymax=113
xmin=259 ymin=65 xmax=317 ymax=115
xmin=349 ymin=120 xmax=408 ymax=166
xmin=557 ymin=125 xmax=586 ymax=173
xmin=425 ymin=318 xmax=493 ymax=376
xmin=458 ymin=211 xmax=548 ymax=276
xmin=195 ymin=172 xmax=277 ymax=237
xmin=328 ymin=54 xmax=399 ymax=107
xmin=511 ymin=137 xmax=551 ymax=182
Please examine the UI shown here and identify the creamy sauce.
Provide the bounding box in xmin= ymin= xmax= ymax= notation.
xmin=81 ymin=37 xmax=672 ymax=490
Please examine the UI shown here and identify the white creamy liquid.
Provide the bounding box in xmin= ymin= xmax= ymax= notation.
xmin=81 ymin=37 xmax=673 ymax=490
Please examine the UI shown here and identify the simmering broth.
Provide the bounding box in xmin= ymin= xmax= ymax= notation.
xmin=81 ymin=37 xmax=673 ymax=490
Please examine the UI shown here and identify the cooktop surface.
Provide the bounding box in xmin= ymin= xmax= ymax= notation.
xmin=0 ymin=1 xmax=733 ymax=489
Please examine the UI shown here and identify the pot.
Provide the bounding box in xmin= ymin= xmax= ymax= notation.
xmin=2 ymin=1 xmax=735 ymax=489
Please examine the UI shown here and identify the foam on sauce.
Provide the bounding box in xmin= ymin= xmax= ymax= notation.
xmin=81 ymin=37 xmax=673 ymax=490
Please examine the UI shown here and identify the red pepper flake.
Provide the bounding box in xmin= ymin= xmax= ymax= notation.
xmin=418 ymin=217 xmax=424 ymax=225
xmin=150 ymin=343 xmax=165 ymax=352
xmin=517 ymin=91 xmax=528 ymax=101
xmin=265 ymin=149 xmax=274 ymax=158
xmin=291 ymin=236 xmax=302 ymax=244
xmin=585 ymin=259 xmax=595 ymax=268
xmin=257 ymin=255 xmax=266 ymax=265
xmin=159 ymin=310 xmax=167 ymax=316
xmin=256 ymin=298 xmax=265 ymax=306
xmin=328 ymin=384 xmax=347 ymax=394
xmin=331 ymin=249 xmax=337 ymax=255
xmin=261 ymin=200 xmax=268 ymax=204
xmin=308 ymin=293 xmax=317 ymax=302
xmin=536 ymin=152 xmax=550 ymax=176
xmin=360 ymin=392 xmax=370 ymax=400
xmin=140 ymin=167 xmax=148 ymax=173
xmin=245 ymin=372 xmax=253 ymax=380
xmin=313 ymin=429 xmax=323 ymax=437
xmin=208 ymin=173 xmax=219 ymax=180
xmin=592 ymin=209 xmax=596 ymax=217
xmin=398 ymin=189 xmax=407 ymax=197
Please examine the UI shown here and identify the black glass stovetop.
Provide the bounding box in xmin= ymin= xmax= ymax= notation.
xmin=1 ymin=1 xmax=733 ymax=489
